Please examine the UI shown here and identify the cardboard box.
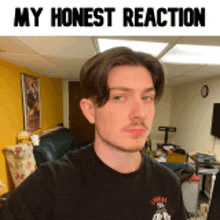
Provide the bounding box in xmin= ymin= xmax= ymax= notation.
xmin=167 ymin=152 xmax=186 ymax=163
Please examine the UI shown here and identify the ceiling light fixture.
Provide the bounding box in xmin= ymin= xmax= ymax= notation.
xmin=161 ymin=44 xmax=220 ymax=65
xmin=97 ymin=38 xmax=168 ymax=57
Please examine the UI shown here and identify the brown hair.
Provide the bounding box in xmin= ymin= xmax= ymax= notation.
xmin=80 ymin=47 xmax=165 ymax=107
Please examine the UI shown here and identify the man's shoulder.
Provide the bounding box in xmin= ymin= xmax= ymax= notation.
xmin=52 ymin=143 xmax=93 ymax=168
xmin=37 ymin=144 xmax=93 ymax=179
xmin=143 ymin=154 xmax=180 ymax=184
xmin=63 ymin=143 xmax=94 ymax=165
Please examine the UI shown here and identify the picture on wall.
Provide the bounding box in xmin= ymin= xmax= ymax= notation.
xmin=21 ymin=73 xmax=41 ymax=132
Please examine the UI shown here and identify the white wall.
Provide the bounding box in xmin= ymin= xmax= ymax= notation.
xmin=63 ymin=79 xmax=69 ymax=128
xmin=150 ymin=87 xmax=173 ymax=150
xmin=169 ymin=76 xmax=220 ymax=160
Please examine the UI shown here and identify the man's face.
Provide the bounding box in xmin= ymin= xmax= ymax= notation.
xmin=91 ymin=65 xmax=155 ymax=152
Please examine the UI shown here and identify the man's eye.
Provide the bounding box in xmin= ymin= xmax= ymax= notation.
xmin=113 ymin=96 xmax=123 ymax=100
xmin=143 ymin=96 xmax=154 ymax=101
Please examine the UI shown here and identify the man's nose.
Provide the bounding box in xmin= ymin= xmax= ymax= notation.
xmin=129 ymin=100 xmax=145 ymax=121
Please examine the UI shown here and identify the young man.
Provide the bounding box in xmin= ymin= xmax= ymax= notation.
xmin=0 ymin=47 xmax=187 ymax=219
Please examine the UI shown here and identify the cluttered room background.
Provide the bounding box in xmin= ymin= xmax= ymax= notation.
xmin=1 ymin=36 xmax=220 ymax=203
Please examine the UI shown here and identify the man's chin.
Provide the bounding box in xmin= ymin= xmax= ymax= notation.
xmin=96 ymin=132 xmax=146 ymax=152
xmin=116 ymin=143 xmax=145 ymax=153
xmin=120 ymin=138 xmax=146 ymax=151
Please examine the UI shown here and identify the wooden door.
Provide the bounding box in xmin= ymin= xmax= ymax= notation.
xmin=69 ymin=81 xmax=95 ymax=143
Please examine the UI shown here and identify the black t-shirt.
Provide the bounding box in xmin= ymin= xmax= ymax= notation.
xmin=0 ymin=144 xmax=187 ymax=220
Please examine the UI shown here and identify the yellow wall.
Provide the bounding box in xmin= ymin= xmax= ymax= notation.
xmin=0 ymin=59 xmax=63 ymax=194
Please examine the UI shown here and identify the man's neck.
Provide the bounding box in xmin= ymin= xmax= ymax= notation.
xmin=94 ymin=141 xmax=143 ymax=174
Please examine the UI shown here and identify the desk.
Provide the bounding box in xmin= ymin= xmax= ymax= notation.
xmin=189 ymin=155 xmax=220 ymax=175
xmin=188 ymin=155 xmax=220 ymax=200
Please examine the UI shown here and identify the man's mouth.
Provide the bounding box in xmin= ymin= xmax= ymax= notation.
xmin=125 ymin=128 xmax=145 ymax=135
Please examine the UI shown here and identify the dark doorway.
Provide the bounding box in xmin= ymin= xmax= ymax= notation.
xmin=69 ymin=81 xmax=95 ymax=143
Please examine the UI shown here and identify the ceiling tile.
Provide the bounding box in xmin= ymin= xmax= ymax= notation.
xmin=1 ymin=36 xmax=220 ymax=86
xmin=177 ymin=36 xmax=220 ymax=46
xmin=15 ymin=36 xmax=96 ymax=58
xmin=166 ymin=65 xmax=220 ymax=87
xmin=162 ymin=62 xmax=202 ymax=76
xmin=0 ymin=36 xmax=37 ymax=54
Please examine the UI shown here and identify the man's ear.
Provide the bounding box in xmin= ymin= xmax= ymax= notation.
xmin=79 ymin=98 xmax=95 ymax=124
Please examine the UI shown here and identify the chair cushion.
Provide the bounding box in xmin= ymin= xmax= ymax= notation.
xmin=5 ymin=142 xmax=37 ymax=187
xmin=33 ymin=128 xmax=78 ymax=166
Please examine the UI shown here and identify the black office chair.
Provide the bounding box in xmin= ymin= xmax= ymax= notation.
xmin=207 ymin=168 xmax=220 ymax=219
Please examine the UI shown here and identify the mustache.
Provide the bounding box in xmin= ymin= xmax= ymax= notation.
xmin=124 ymin=121 xmax=148 ymax=130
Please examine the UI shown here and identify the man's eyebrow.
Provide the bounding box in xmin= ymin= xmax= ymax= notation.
xmin=109 ymin=87 xmax=155 ymax=93
xmin=143 ymin=88 xmax=156 ymax=93
xmin=109 ymin=87 xmax=132 ymax=92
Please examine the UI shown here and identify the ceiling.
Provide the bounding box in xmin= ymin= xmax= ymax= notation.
xmin=1 ymin=36 xmax=220 ymax=87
